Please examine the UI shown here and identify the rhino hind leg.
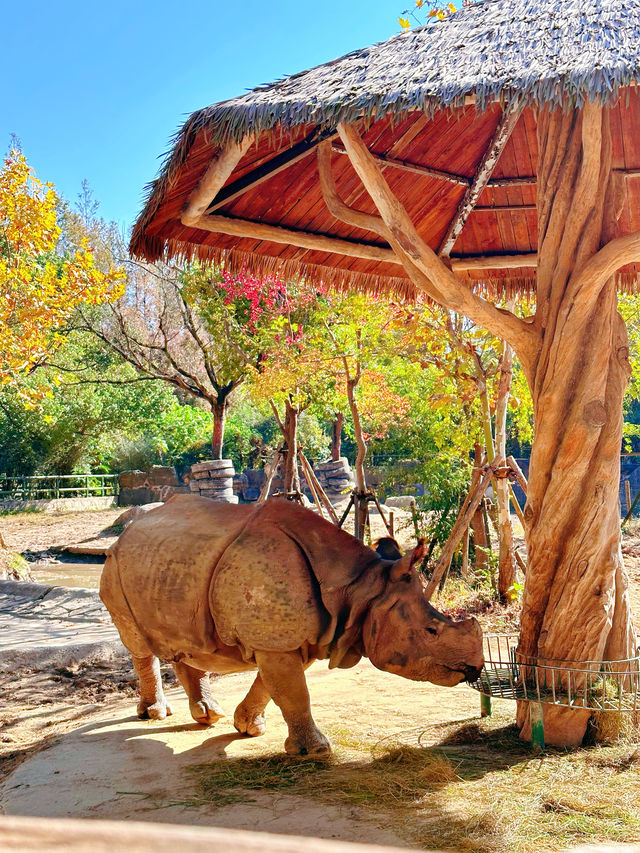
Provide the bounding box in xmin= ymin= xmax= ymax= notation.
xmin=254 ymin=650 xmax=331 ymax=757
xmin=132 ymin=654 xmax=173 ymax=721
xmin=172 ymin=661 xmax=224 ymax=726
xmin=234 ymin=674 xmax=270 ymax=737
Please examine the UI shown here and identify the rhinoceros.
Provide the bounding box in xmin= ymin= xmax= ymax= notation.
xmin=100 ymin=495 xmax=483 ymax=756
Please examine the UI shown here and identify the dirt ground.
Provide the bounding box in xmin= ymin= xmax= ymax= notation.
xmin=0 ymin=508 xmax=123 ymax=555
xmin=3 ymin=508 xmax=640 ymax=851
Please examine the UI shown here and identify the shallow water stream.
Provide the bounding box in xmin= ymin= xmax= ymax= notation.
xmin=30 ymin=559 xmax=104 ymax=589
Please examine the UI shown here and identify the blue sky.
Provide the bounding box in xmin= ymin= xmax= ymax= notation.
xmin=4 ymin=1 xmax=400 ymax=234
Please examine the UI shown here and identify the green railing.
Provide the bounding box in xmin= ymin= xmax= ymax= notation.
xmin=0 ymin=474 xmax=118 ymax=500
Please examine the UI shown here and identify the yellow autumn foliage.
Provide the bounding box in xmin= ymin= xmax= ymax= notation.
xmin=0 ymin=152 xmax=125 ymax=387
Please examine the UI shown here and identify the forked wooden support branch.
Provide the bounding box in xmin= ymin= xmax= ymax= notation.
xmin=182 ymin=136 xmax=255 ymax=227
xmin=425 ymin=458 xmax=504 ymax=599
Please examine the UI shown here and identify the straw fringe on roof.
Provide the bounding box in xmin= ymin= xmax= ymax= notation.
xmin=133 ymin=0 xmax=640 ymax=241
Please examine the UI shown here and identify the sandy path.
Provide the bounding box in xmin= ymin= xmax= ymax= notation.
xmin=0 ymin=660 xmax=481 ymax=846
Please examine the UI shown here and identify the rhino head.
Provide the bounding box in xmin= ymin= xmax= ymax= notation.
xmin=363 ymin=541 xmax=484 ymax=687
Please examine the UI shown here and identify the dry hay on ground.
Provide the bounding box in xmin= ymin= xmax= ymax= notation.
xmin=192 ymin=711 xmax=640 ymax=853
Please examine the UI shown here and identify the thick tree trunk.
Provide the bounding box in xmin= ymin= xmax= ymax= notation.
xmin=517 ymin=103 xmax=636 ymax=746
xmin=331 ymin=413 xmax=344 ymax=461
xmin=495 ymin=340 xmax=517 ymax=602
xmin=282 ymin=400 xmax=301 ymax=495
xmin=211 ymin=399 xmax=228 ymax=460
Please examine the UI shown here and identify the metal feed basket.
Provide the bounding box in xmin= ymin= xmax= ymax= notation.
xmin=469 ymin=634 xmax=640 ymax=749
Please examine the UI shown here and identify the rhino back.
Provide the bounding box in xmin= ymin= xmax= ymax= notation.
xmin=108 ymin=495 xmax=254 ymax=660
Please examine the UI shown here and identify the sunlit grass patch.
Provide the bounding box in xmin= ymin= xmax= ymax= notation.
xmin=190 ymin=709 xmax=640 ymax=851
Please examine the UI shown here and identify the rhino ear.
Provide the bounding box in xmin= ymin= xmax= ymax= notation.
xmin=375 ymin=536 xmax=404 ymax=561
xmin=389 ymin=539 xmax=426 ymax=582
xmin=409 ymin=539 xmax=426 ymax=569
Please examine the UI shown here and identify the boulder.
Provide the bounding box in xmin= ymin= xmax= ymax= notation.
xmin=118 ymin=470 xmax=147 ymax=490
xmin=147 ymin=466 xmax=179 ymax=487
xmin=385 ymin=495 xmax=418 ymax=509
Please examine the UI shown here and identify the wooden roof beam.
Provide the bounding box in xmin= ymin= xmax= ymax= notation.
xmin=187 ymin=214 xmax=399 ymax=264
xmin=335 ymin=120 xmax=538 ymax=370
xmin=332 ymin=142 xmax=471 ymax=187
xmin=187 ymin=208 xmax=538 ymax=270
xmin=206 ymin=128 xmax=336 ymax=213
xmin=182 ymin=136 xmax=254 ymax=228
xmin=438 ymin=103 xmax=524 ymax=257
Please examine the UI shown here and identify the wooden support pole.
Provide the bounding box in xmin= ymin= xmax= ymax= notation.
xmin=258 ymin=451 xmax=280 ymax=502
xmin=461 ymin=525 xmax=470 ymax=580
xmin=625 ymin=480 xmax=632 ymax=515
xmin=506 ymin=456 xmax=528 ymax=494
xmin=208 ymin=128 xmax=336 ymax=212
xmin=480 ymin=694 xmax=492 ymax=717
xmin=509 ymin=483 xmax=526 ymax=530
xmin=425 ymin=459 xmax=503 ymax=599
xmin=371 ymin=492 xmax=394 ymax=537
xmin=190 ymin=214 xmax=398 ymax=264
xmin=515 ymin=548 xmax=527 ymax=575
xmin=438 ymin=104 xmax=524 ymax=257
xmin=337 ymin=493 xmax=355 ymax=528
xmin=298 ymin=451 xmax=339 ymax=524
xmin=298 ymin=452 xmax=326 ymax=519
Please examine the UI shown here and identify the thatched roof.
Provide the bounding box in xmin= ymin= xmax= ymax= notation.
xmin=130 ymin=0 xmax=640 ymax=296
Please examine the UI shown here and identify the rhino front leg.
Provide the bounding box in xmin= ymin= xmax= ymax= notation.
xmin=172 ymin=661 xmax=224 ymax=726
xmin=234 ymin=674 xmax=270 ymax=737
xmin=254 ymin=650 xmax=331 ymax=757
xmin=133 ymin=654 xmax=173 ymax=720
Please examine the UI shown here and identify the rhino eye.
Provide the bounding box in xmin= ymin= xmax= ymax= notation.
xmin=427 ymin=627 xmax=438 ymax=636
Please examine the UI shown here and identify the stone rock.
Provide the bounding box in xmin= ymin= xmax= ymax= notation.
xmin=385 ymin=495 xmax=417 ymax=508
xmin=118 ymin=470 xmax=146 ymax=490
xmin=118 ymin=488 xmax=155 ymax=506
xmin=199 ymin=488 xmax=235 ymax=499
xmin=242 ymin=487 xmax=261 ymax=502
xmin=246 ymin=469 xmax=267 ymax=487
xmin=189 ymin=480 xmax=201 ymax=493
xmin=147 ymin=466 xmax=179 ymax=486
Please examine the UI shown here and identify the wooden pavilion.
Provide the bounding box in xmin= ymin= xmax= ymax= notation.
xmin=131 ymin=0 xmax=640 ymax=747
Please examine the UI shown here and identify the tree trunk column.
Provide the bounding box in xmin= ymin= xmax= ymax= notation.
xmin=211 ymin=400 xmax=228 ymax=461
xmin=282 ymin=400 xmax=301 ymax=495
xmin=517 ymin=103 xmax=636 ymax=746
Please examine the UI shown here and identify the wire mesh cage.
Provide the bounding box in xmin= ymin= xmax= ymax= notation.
xmin=470 ymin=633 xmax=640 ymax=713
